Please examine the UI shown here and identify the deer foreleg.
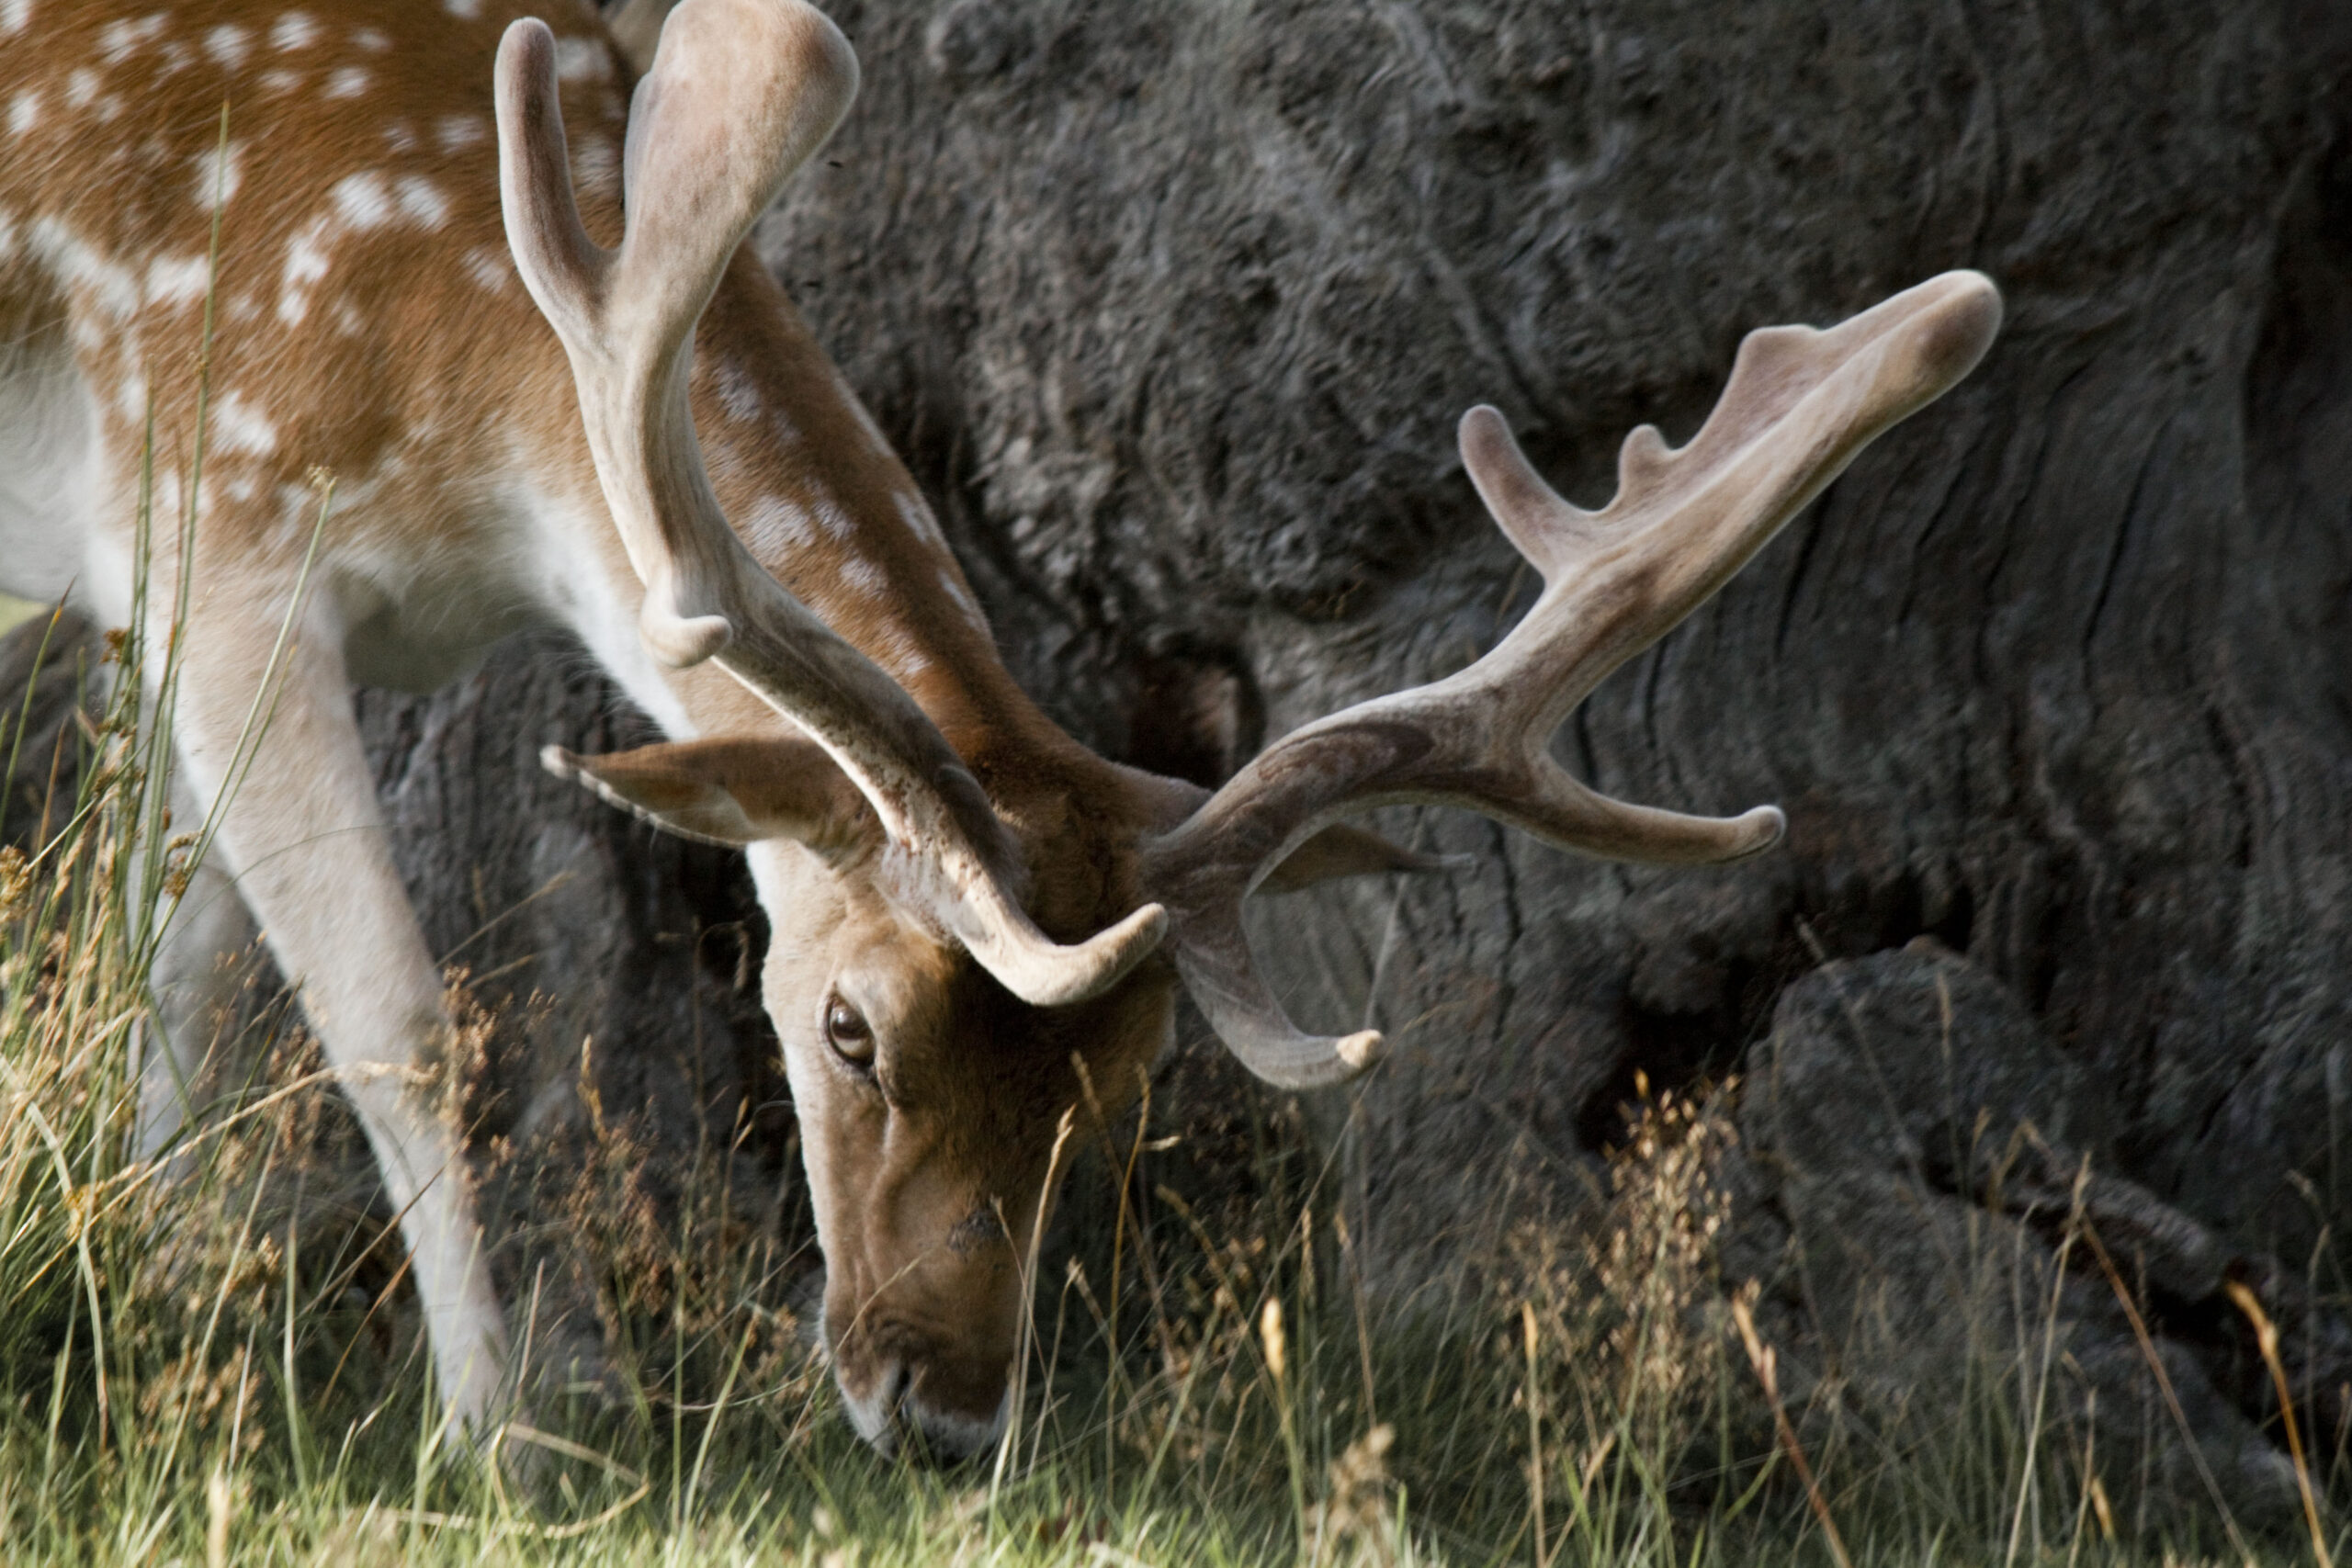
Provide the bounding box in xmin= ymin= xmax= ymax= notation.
xmin=164 ymin=596 xmax=509 ymax=1430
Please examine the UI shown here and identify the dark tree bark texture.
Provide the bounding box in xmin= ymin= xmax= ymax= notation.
xmin=762 ymin=0 xmax=2352 ymax=1279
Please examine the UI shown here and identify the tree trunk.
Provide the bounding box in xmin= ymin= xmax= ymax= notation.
xmin=768 ymin=0 xmax=2352 ymax=1269
xmin=760 ymin=0 xmax=2352 ymax=1514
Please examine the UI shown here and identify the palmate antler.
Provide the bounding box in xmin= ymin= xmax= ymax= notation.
xmin=493 ymin=0 xmax=1164 ymax=1006
xmin=1143 ymin=272 xmax=2003 ymax=1088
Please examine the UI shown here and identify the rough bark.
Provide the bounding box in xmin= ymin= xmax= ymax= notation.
xmin=758 ymin=0 xmax=2352 ymax=1514
xmin=1730 ymin=942 xmax=2342 ymax=1532
xmin=764 ymin=0 xmax=2352 ymax=1274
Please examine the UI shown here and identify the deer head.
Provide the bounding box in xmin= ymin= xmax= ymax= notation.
xmin=499 ymin=0 xmax=2001 ymax=1460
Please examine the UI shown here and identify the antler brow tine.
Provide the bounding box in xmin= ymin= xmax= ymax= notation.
xmin=496 ymin=0 xmax=1166 ymax=1007
xmin=1143 ymin=271 xmax=2005 ymax=1088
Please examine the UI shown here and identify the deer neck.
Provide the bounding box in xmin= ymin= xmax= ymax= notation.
xmin=651 ymin=248 xmax=1115 ymax=822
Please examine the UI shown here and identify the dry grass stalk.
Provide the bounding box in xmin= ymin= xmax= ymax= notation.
xmin=1730 ymin=1280 xmax=1852 ymax=1568
xmin=2080 ymin=1220 xmax=2257 ymax=1566
xmin=2224 ymin=1279 xmax=2333 ymax=1568
xmin=1522 ymin=1301 xmax=1547 ymax=1568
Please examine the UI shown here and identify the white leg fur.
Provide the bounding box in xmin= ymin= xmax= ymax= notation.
xmin=164 ymin=592 xmax=509 ymax=1427
xmin=0 ymin=285 xmax=98 ymax=608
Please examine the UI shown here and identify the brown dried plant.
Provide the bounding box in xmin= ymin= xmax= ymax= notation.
xmin=1507 ymin=1080 xmax=1742 ymax=1555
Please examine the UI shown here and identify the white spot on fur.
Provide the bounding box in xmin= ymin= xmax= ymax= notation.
xmin=329 ymin=171 xmax=390 ymax=229
xmin=116 ymin=374 xmax=146 ymax=422
xmin=744 ymin=494 xmax=815 ymax=552
xmin=0 ymin=0 xmax=30 ymax=38
xmin=876 ymin=626 xmax=932 ymax=676
xmin=28 ymin=218 xmax=140 ymax=318
xmin=277 ymin=216 xmax=335 ymax=321
xmin=270 ymin=11 xmax=318 ymax=50
xmin=552 ymin=37 xmax=607 ymax=83
xmin=714 ymin=358 xmax=762 ymax=423
xmin=893 ymin=491 xmax=946 ymax=549
xmin=352 ymin=26 xmax=390 ymax=51
xmin=810 ymin=496 xmax=852 ymax=540
xmin=443 ymin=0 xmax=481 ymax=17
xmin=324 ymin=66 xmax=370 ymax=98
xmin=260 ymin=68 xmax=299 ymax=93
xmin=333 ymin=301 xmax=363 ymax=336
xmin=192 ymin=141 xmax=244 ymax=209
xmin=209 ymin=392 xmax=277 ymax=457
xmin=393 ymin=175 xmax=447 ymax=228
xmin=65 ymin=70 xmax=99 ymax=109
xmin=838 ymin=555 xmax=887 ymax=597
xmin=145 ymin=254 xmax=210 ymax=306
xmin=7 ymin=90 xmax=39 ymax=138
xmin=381 ymin=120 xmax=417 ymax=153
xmin=222 ymin=475 xmax=258 ymax=502
xmin=461 ymin=246 xmax=511 ymax=292
xmin=98 ymin=14 xmax=165 ymax=63
xmin=433 ymin=115 xmax=485 ymax=152
xmin=159 ymin=39 xmax=192 ymax=73
xmin=938 ymin=567 xmax=983 ymax=625
xmin=203 ymin=24 xmax=252 ymax=69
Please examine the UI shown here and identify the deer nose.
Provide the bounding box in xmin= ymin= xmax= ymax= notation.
xmin=897 ymin=1377 xmax=1009 ymax=1465
xmin=840 ymin=1348 xmax=1010 ymax=1464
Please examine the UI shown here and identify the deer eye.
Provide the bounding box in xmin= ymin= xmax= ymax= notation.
xmin=823 ymin=995 xmax=875 ymax=1066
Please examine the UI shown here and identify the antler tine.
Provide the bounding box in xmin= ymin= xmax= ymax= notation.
xmin=495 ymin=1 xmax=1165 ymax=1008
xmin=1143 ymin=271 xmax=2003 ymax=1085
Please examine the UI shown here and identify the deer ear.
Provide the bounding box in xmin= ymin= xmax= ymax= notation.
xmin=543 ymin=737 xmax=876 ymax=855
xmin=1259 ymin=823 xmax=1467 ymax=894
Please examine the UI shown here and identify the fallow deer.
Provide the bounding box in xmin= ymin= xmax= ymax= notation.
xmin=0 ymin=0 xmax=2000 ymax=1459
